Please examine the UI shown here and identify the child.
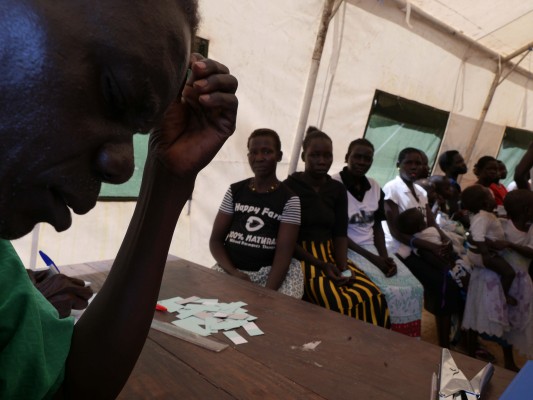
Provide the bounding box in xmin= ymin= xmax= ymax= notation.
xmin=461 ymin=185 xmax=517 ymax=305
xmin=429 ymin=175 xmax=468 ymax=254
xmin=462 ymin=189 xmax=533 ymax=369
xmin=397 ymin=207 xmax=470 ymax=289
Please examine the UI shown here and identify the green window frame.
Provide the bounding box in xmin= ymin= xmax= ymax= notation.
xmin=363 ymin=90 xmax=449 ymax=187
xmin=497 ymin=127 xmax=533 ymax=188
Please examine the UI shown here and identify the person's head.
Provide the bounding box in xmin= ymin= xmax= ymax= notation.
xmin=429 ymin=175 xmax=454 ymax=200
xmin=503 ymin=189 xmax=533 ymax=222
xmin=415 ymin=178 xmax=436 ymax=206
xmin=397 ymin=208 xmax=427 ymax=235
xmin=247 ymin=128 xmax=282 ymax=178
xmin=344 ymin=138 xmax=374 ymax=178
xmin=418 ymin=151 xmax=430 ymax=179
xmin=438 ymin=150 xmax=467 ymax=177
xmin=397 ymin=147 xmax=423 ymax=184
xmin=473 ymin=156 xmax=499 ymax=186
xmin=460 ymin=185 xmax=495 ymax=213
xmin=301 ymin=126 xmax=333 ymax=177
xmin=497 ymin=160 xmax=508 ymax=180
xmin=0 ymin=0 xmax=199 ymax=240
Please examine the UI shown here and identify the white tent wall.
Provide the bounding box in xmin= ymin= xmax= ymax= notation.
xmin=11 ymin=0 xmax=533 ymax=269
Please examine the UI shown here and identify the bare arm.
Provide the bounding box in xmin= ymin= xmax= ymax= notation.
xmin=265 ymin=222 xmax=299 ymax=290
xmin=333 ymin=236 xmax=348 ymax=270
xmin=515 ymin=141 xmax=533 ymax=189
xmin=489 ymin=239 xmax=533 ymax=259
xmin=61 ymin=55 xmax=238 ymax=399
xmin=294 ymin=244 xmax=350 ymax=286
xmin=209 ymin=211 xmax=250 ymax=281
xmin=348 ymin=220 xmax=397 ymax=277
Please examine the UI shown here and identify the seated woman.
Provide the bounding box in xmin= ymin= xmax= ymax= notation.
xmin=209 ymin=129 xmax=303 ymax=298
xmin=284 ymin=127 xmax=390 ymax=328
xmin=382 ymin=147 xmax=463 ymax=348
xmin=332 ymin=138 xmax=423 ymax=337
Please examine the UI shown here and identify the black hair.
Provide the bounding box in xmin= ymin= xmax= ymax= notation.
xmin=345 ymin=138 xmax=374 ymax=162
xmin=247 ymin=128 xmax=282 ymax=152
xmin=397 ymin=147 xmax=422 ymax=164
xmin=428 ymin=175 xmax=450 ymax=189
xmin=302 ymin=126 xmax=331 ymax=152
xmin=473 ymin=155 xmax=497 ymax=176
xmin=178 ymin=0 xmax=200 ymax=33
xmin=504 ymin=189 xmax=533 ymax=219
xmin=460 ymin=185 xmax=489 ymax=213
xmin=438 ymin=150 xmax=460 ymax=172
xmin=397 ymin=208 xmax=426 ymax=235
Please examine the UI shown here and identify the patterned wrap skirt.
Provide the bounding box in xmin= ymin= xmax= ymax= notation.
xmin=347 ymin=245 xmax=423 ymax=337
xmin=212 ymin=258 xmax=304 ymax=299
xmin=300 ymin=239 xmax=391 ymax=328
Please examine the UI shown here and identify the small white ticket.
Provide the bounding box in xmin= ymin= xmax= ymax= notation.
xmin=223 ymin=330 xmax=248 ymax=345
xmin=243 ymin=322 xmax=264 ymax=336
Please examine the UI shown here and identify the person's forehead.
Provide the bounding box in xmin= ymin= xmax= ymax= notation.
xmin=403 ymin=152 xmax=421 ymax=161
xmin=308 ymin=137 xmax=332 ymax=149
xmin=41 ymin=2 xmax=191 ymax=58
xmin=351 ymin=145 xmax=373 ymax=155
xmin=249 ymin=135 xmax=276 ymax=147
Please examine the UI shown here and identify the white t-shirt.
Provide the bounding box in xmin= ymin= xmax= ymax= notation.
xmin=414 ymin=226 xmax=442 ymax=245
xmin=382 ymin=175 xmax=428 ymax=255
xmin=500 ymin=219 xmax=533 ymax=248
xmin=332 ymin=173 xmax=382 ymax=246
xmin=469 ymin=210 xmax=505 ymax=242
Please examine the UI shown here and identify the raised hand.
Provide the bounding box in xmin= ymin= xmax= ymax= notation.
xmin=150 ymin=53 xmax=238 ymax=178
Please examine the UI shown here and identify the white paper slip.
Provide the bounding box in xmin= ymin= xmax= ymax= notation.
xmin=228 ymin=313 xmax=249 ymax=320
xmin=214 ymin=312 xmax=228 ymax=318
xmin=223 ymin=330 xmax=248 ymax=345
xmin=243 ymin=322 xmax=264 ymax=336
xmin=176 ymin=296 xmax=201 ymax=305
xmin=171 ymin=319 xmax=209 ymax=336
xmin=194 ymin=311 xmax=214 ymax=320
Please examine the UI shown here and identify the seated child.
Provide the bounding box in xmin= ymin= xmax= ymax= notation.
xmin=428 ymin=175 xmax=467 ymax=254
xmin=397 ymin=207 xmax=470 ymax=289
xmin=461 ymin=185 xmax=517 ymax=305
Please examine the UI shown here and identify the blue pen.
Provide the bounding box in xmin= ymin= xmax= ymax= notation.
xmin=39 ymin=250 xmax=61 ymax=274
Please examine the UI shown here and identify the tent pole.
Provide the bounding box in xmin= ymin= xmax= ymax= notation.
xmin=287 ymin=0 xmax=337 ymax=175
xmin=463 ymin=65 xmax=502 ymax=164
xmin=464 ymin=47 xmax=532 ymax=165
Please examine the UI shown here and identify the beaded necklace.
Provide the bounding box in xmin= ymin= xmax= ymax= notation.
xmin=249 ymin=178 xmax=280 ymax=193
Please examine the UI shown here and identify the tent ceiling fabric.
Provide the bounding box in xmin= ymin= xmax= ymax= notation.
xmin=377 ymin=0 xmax=533 ymax=65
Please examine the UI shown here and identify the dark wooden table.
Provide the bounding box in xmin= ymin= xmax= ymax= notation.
xmin=71 ymin=259 xmax=516 ymax=399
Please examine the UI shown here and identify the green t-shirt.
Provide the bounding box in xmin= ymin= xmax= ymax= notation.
xmin=0 ymin=240 xmax=74 ymax=399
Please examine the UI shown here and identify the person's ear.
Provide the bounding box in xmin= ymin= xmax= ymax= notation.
xmin=301 ymin=151 xmax=305 ymax=162
xmin=396 ymin=161 xmax=400 ymax=169
xmin=277 ymin=151 xmax=283 ymax=162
